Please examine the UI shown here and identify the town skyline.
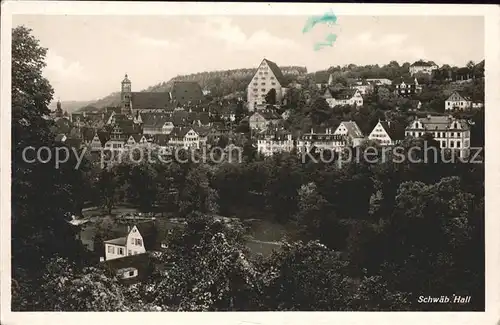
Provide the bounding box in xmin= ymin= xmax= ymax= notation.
xmin=13 ymin=15 xmax=484 ymax=102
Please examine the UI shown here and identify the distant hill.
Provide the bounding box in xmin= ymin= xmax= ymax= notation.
xmin=75 ymin=66 xmax=307 ymax=112
xmin=49 ymin=100 xmax=95 ymax=114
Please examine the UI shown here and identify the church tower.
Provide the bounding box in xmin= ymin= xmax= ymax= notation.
xmin=55 ymin=99 xmax=63 ymax=118
xmin=121 ymin=74 xmax=132 ymax=115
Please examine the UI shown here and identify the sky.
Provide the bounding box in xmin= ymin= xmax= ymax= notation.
xmin=13 ymin=15 xmax=484 ymax=102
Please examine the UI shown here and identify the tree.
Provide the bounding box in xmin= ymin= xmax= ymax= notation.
xmin=234 ymin=100 xmax=247 ymax=124
xmin=179 ymin=166 xmax=219 ymax=215
xmin=11 ymin=26 xmax=90 ymax=309
xmin=258 ymin=241 xmax=351 ymax=310
xmin=265 ymin=88 xmax=277 ymax=105
xmin=98 ymin=167 xmax=118 ymax=215
xmin=26 ymin=257 xmax=128 ymax=311
xmin=149 ymin=213 xmax=259 ymax=311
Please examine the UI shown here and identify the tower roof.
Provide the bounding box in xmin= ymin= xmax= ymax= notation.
xmin=122 ymin=74 xmax=131 ymax=83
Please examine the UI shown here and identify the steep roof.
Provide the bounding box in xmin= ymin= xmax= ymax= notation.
xmin=170 ymin=81 xmax=204 ymax=104
xmin=326 ymin=88 xmax=358 ymax=100
xmin=135 ymin=221 xmax=158 ymax=251
xmin=170 ymin=126 xmax=196 ymax=139
xmin=378 ymin=121 xmax=405 ymax=140
xmin=141 ymin=112 xmax=173 ymax=128
xmin=131 ymin=92 xmax=171 ymax=110
xmin=340 ymin=121 xmax=364 ymax=138
xmin=447 ymin=91 xmax=471 ymax=102
xmin=263 ymin=58 xmax=286 ymax=85
xmin=254 ymin=109 xmax=281 ymax=121
xmin=408 ymin=115 xmax=470 ymax=131
xmin=102 ymin=253 xmax=154 ymax=285
xmin=104 ymin=237 xmax=127 ymax=246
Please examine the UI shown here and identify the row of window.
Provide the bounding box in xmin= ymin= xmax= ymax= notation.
xmin=107 ymin=246 xmax=140 ymax=256
xmin=408 ymin=131 xmax=466 ymax=138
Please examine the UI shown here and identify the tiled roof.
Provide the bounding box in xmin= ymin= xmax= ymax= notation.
xmin=102 ymin=253 xmax=154 ymax=285
xmin=340 ymin=121 xmax=364 ymax=138
xmin=141 ymin=112 xmax=173 ymax=128
xmin=263 ymin=58 xmax=286 ymax=85
xmin=258 ymin=109 xmax=281 ymax=120
xmin=170 ymin=126 xmax=195 ymax=139
xmin=131 ymin=92 xmax=171 ymax=110
xmin=326 ymin=88 xmax=357 ymax=99
xmin=408 ymin=116 xmax=470 ymax=131
xmin=170 ymin=81 xmax=204 ymax=104
xmin=136 ymin=221 xmax=158 ymax=251
xmin=194 ymin=126 xmax=211 ymax=137
xmin=378 ymin=121 xmax=405 ymax=140
xmin=104 ymin=236 xmax=127 ymax=246
xmin=82 ymin=128 xmax=96 ymax=142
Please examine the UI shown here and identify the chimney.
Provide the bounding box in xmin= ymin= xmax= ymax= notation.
xmin=311 ymin=128 xmax=314 ymax=134
xmin=427 ymin=114 xmax=431 ymax=119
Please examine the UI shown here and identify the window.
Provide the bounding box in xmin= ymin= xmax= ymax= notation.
xmin=136 ymin=238 xmax=142 ymax=246
xmin=261 ymin=89 xmax=266 ymax=92
xmin=128 ymin=249 xmax=131 ymax=256
xmin=129 ymin=271 xmax=135 ymax=276
xmin=108 ymin=246 xmax=113 ymax=253
xmin=450 ymin=141 xmax=455 ymax=148
xmin=456 ymin=140 xmax=461 ymax=148
xmin=261 ymin=82 xmax=265 ymax=86
xmin=270 ymin=76 xmax=275 ymax=80
xmin=118 ymin=247 xmax=124 ymax=255
xmin=271 ymin=82 xmax=276 ymax=86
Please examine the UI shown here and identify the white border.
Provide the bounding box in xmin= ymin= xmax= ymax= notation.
xmin=1 ymin=2 xmax=499 ymax=325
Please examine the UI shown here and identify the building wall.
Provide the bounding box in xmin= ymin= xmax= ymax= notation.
xmin=257 ymin=139 xmax=294 ymax=156
xmin=368 ymin=122 xmax=393 ymax=146
xmin=126 ymin=226 xmax=147 ymax=256
xmin=105 ymin=243 xmax=127 ymax=261
xmin=247 ymin=60 xmax=283 ymax=111
xmin=405 ymin=120 xmax=471 ymax=158
xmin=249 ymin=113 xmax=268 ymax=130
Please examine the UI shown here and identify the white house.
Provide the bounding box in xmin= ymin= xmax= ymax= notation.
xmin=409 ymin=60 xmax=438 ymax=75
xmin=368 ymin=120 xmax=400 ymax=146
xmin=103 ymin=222 xmax=157 ymax=261
xmin=298 ymin=127 xmax=347 ymax=153
xmin=445 ymin=91 xmax=472 ymax=111
xmin=168 ymin=127 xmax=199 ymax=150
xmin=256 ymin=130 xmax=294 ymax=156
xmin=323 ymin=88 xmax=363 ymax=108
xmin=405 ymin=115 xmax=471 ymax=158
xmin=333 ymin=121 xmax=365 ymax=147
xmin=366 ymin=78 xmax=392 ymax=86
xmin=247 ymin=58 xmax=286 ymax=111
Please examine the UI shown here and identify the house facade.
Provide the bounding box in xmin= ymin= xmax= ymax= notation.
xmin=297 ymin=128 xmax=347 ymax=153
xmin=249 ymin=110 xmax=282 ymax=131
xmin=323 ymin=88 xmax=363 ymax=108
xmin=405 ymin=115 xmax=471 ymax=158
xmin=168 ymin=127 xmax=200 ymax=150
xmin=247 ymin=58 xmax=286 ymax=111
xmin=256 ymin=130 xmax=294 ymax=156
xmin=409 ymin=60 xmax=438 ymax=75
xmin=368 ymin=120 xmax=400 ymax=146
xmin=104 ymin=223 xmax=156 ymax=261
xmin=333 ymin=121 xmax=365 ymax=147
xmin=445 ymin=91 xmax=472 ymax=111
xmin=395 ymin=77 xmax=422 ymax=96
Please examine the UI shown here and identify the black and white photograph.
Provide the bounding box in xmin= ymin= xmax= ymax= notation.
xmin=1 ymin=2 xmax=499 ymax=324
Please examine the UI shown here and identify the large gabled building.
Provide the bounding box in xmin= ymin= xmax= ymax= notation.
xmin=405 ymin=115 xmax=471 ymax=158
xmin=247 ymin=58 xmax=287 ymax=111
